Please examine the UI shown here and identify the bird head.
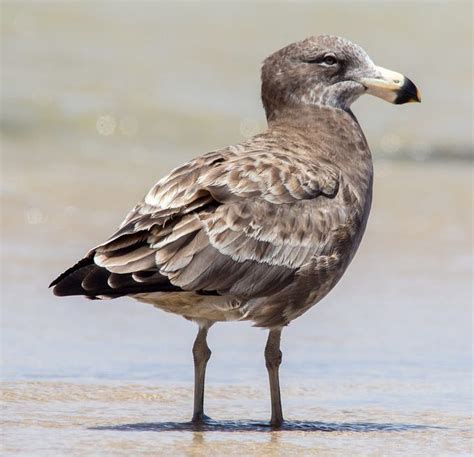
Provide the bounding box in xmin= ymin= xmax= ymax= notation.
xmin=261 ymin=35 xmax=421 ymax=119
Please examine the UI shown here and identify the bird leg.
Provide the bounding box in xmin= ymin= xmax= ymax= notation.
xmin=192 ymin=321 xmax=212 ymax=423
xmin=265 ymin=327 xmax=283 ymax=427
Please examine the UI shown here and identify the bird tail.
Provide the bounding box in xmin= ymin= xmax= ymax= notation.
xmin=49 ymin=256 xmax=181 ymax=299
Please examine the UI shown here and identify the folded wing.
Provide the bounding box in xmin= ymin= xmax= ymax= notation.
xmin=51 ymin=145 xmax=346 ymax=300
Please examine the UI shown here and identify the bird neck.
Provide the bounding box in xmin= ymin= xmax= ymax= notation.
xmin=266 ymin=104 xmax=348 ymax=129
xmin=263 ymin=82 xmax=365 ymax=120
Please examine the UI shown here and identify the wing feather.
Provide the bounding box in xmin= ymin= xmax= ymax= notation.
xmin=72 ymin=138 xmax=347 ymax=301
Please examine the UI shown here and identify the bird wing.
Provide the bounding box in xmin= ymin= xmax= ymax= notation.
xmin=87 ymin=144 xmax=347 ymax=299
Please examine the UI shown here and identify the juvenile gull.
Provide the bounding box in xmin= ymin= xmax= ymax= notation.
xmin=50 ymin=35 xmax=420 ymax=427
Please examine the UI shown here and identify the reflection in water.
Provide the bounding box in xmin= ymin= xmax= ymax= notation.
xmin=92 ymin=419 xmax=442 ymax=433
xmin=192 ymin=431 xmax=205 ymax=447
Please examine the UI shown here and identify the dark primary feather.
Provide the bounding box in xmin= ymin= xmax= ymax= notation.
xmin=50 ymin=257 xmax=182 ymax=298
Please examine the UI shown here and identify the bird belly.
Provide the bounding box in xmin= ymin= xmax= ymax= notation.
xmin=132 ymin=291 xmax=245 ymax=322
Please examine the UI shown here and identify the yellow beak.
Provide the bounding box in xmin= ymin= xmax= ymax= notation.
xmin=361 ymin=66 xmax=421 ymax=104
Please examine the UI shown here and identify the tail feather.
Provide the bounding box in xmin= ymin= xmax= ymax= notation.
xmin=50 ymin=256 xmax=181 ymax=298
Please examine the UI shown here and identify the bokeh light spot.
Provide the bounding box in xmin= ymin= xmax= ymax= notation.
xmin=25 ymin=208 xmax=47 ymax=225
xmin=96 ymin=115 xmax=116 ymax=136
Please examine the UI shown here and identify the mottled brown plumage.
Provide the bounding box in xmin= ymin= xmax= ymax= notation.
xmin=50 ymin=35 xmax=420 ymax=426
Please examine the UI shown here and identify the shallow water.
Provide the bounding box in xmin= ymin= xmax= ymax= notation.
xmin=1 ymin=381 xmax=471 ymax=456
xmin=1 ymin=2 xmax=473 ymax=456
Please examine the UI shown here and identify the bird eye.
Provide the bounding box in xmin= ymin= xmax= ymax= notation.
xmin=322 ymin=54 xmax=337 ymax=66
xmin=303 ymin=53 xmax=339 ymax=66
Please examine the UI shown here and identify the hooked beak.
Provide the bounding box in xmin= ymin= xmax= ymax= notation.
xmin=360 ymin=66 xmax=421 ymax=104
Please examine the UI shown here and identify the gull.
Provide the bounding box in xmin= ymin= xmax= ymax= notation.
xmin=50 ymin=35 xmax=420 ymax=427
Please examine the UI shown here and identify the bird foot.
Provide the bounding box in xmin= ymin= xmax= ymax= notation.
xmin=270 ymin=419 xmax=284 ymax=429
xmin=191 ymin=413 xmax=213 ymax=424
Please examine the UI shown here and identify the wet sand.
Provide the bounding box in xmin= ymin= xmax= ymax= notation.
xmin=1 ymin=381 xmax=471 ymax=456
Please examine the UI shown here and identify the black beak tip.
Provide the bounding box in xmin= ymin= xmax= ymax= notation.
xmin=394 ymin=77 xmax=421 ymax=104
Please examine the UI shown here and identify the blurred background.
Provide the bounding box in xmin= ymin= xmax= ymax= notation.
xmin=1 ymin=1 xmax=472 ymax=456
